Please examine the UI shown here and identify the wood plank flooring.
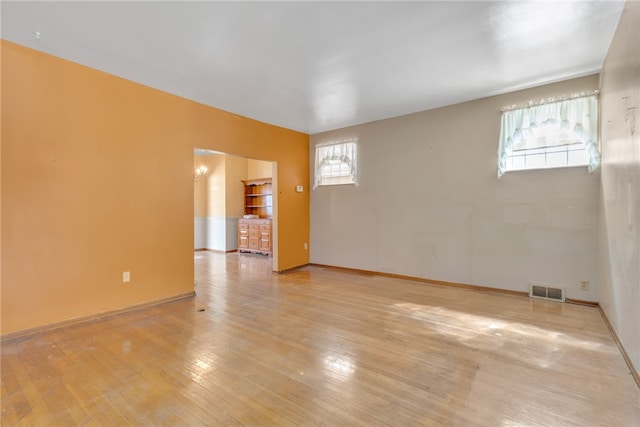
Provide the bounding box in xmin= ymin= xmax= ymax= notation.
xmin=2 ymin=251 xmax=639 ymax=426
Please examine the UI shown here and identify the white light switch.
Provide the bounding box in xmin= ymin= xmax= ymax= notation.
xmin=296 ymin=185 xmax=304 ymax=192
xmin=123 ymin=271 xmax=130 ymax=283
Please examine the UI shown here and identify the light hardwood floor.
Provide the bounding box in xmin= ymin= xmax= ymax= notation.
xmin=2 ymin=251 xmax=638 ymax=426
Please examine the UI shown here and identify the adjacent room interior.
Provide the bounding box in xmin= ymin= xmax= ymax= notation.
xmin=193 ymin=150 xmax=276 ymax=263
xmin=1 ymin=1 xmax=638 ymax=425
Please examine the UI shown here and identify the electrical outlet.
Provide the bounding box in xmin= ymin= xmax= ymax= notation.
xmin=123 ymin=271 xmax=131 ymax=283
xmin=580 ymin=280 xmax=589 ymax=291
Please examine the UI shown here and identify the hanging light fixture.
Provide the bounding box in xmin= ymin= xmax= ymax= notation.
xmin=194 ymin=165 xmax=208 ymax=182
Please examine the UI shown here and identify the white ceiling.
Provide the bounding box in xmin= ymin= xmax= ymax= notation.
xmin=1 ymin=1 xmax=624 ymax=134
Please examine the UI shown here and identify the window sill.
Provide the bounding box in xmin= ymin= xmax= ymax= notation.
xmin=503 ymin=164 xmax=590 ymax=175
xmin=315 ymin=182 xmax=358 ymax=189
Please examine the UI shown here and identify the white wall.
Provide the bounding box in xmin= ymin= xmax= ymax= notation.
xmin=194 ymin=217 xmax=207 ymax=249
xmin=194 ymin=217 xmax=238 ymax=252
xmin=599 ymin=0 xmax=640 ymax=372
xmin=310 ymin=74 xmax=600 ymax=300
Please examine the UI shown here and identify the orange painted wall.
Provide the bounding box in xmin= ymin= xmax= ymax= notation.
xmin=1 ymin=41 xmax=310 ymax=335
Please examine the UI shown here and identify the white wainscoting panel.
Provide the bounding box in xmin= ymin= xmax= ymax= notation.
xmin=194 ymin=217 xmax=207 ymax=250
xmin=225 ymin=217 xmax=239 ymax=251
xmin=194 ymin=217 xmax=239 ymax=251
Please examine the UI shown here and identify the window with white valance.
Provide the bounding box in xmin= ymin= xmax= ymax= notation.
xmin=497 ymin=95 xmax=600 ymax=177
xmin=314 ymin=139 xmax=358 ymax=189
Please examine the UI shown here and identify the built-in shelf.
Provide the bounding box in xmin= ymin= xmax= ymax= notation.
xmin=239 ymin=178 xmax=272 ymax=256
xmin=242 ymin=178 xmax=272 ymax=219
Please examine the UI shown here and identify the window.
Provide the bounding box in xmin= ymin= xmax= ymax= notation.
xmin=497 ymin=95 xmax=599 ymax=177
xmin=314 ymin=139 xmax=358 ymax=189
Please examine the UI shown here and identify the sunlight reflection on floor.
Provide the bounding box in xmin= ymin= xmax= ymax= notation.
xmin=393 ymin=302 xmax=604 ymax=369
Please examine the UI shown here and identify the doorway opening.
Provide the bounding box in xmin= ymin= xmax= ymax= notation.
xmin=193 ymin=148 xmax=278 ymax=272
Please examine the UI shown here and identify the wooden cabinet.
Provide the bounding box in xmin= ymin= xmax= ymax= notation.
xmin=238 ymin=218 xmax=271 ymax=255
xmin=238 ymin=178 xmax=272 ymax=255
xmin=238 ymin=221 xmax=249 ymax=250
xmin=242 ymin=178 xmax=272 ymax=219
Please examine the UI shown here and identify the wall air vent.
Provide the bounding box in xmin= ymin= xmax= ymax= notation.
xmin=529 ymin=283 xmax=565 ymax=302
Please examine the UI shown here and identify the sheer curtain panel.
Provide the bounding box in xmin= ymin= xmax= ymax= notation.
xmin=497 ymin=95 xmax=599 ymax=177
xmin=314 ymin=139 xmax=358 ymax=189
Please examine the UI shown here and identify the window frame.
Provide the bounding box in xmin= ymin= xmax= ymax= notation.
xmin=313 ymin=139 xmax=358 ymax=189
xmin=497 ymin=94 xmax=599 ymax=177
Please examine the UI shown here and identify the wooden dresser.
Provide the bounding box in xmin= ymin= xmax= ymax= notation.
xmin=238 ymin=178 xmax=272 ymax=255
xmin=238 ymin=218 xmax=272 ymax=255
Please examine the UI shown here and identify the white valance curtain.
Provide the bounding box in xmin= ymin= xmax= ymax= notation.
xmin=497 ymin=95 xmax=599 ymax=177
xmin=313 ymin=140 xmax=358 ymax=189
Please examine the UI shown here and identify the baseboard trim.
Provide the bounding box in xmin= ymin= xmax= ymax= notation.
xmin=0 ymin=291 xmax=196 ymax=343
xmin=195 ymin=249 xmax=238 ymax=253
xmin=277 ymin=263 xmax=311 ymax=274
xmin=565 ymin=298 xmax=599 ymax=307
xmin=598 ymin=306 xmax=640 ymax=389
xmin=309 ymin=263 xmax=529 ymax=298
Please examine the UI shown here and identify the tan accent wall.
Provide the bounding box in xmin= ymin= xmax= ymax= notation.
xmin=247 ymin=158 xmax=273 ymax=180
xmin=225 ymin=155 xmax=248 ymax=218
xmin=1 ymin=41 xmax=309 ymax=335
xmin=194 ymin=159 xmax=206 ymax=217
xmin=205 ymin=154 xmax=226 ymax=218
xmin=193 ymin=154 xmax=220 ymax=218
xmin=194 ymin=153 xmax=246 ymax=218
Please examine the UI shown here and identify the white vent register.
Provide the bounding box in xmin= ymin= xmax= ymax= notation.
xmin=529 ymin=283 xmax=565 ymax=302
